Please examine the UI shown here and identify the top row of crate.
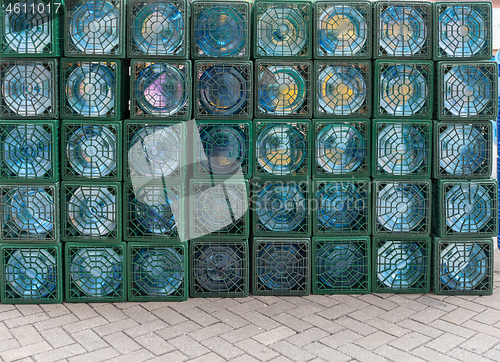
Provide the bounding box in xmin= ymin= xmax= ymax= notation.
xmin=0 ymin=0 xmax=495 ymax=60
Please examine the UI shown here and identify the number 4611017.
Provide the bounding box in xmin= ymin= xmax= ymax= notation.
xmin=5 ymin=2 xmax=62 ymax=14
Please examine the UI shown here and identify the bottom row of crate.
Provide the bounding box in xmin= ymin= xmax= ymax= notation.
xmin=0 ymin=237 xmax=493 ymax=304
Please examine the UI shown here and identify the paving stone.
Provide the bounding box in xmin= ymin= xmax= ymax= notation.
xmin=103 ymin=332 xmax=142 ymax=354
xmin=271 ymin=313 xmax=313 ymax=332
xmin=34 ymin=314 xmax=79 ymax=332
xmin=123 ymin=319 xmax=168 ymax=338
xmin=348 ymin=306 xmax=386 ymax=322
xmin=448 ymin=347 xmax=495 ymax=361
xmin=198 ymin=298 xmax=240 ymax=314
xmin=92 ymin=305 xmax=128 ymax=323
xmin=357 ymin=294 xmax=398 ymax=311
xmin=188 ymin=322 xmax=233 ymax=342
xmin=135 ymin=333 xmax=175 ymax=355
xmin=11 ymin=325 xmax=44 ymax=346
xmin=201 ymin=336 xmax=244 ymax=360
xmin=220 ymin=324 xmax=264 ymax=344
xmin=0 ymin=341 xmax=52 ymax=362
xmin=169 ymin=335 xmax=211 ymax=359
xmin=4 ymin=313 xmax=50 ymax=329
xmin=424 ymin=332 xmax=467 ymax=354
xmin=179 ymin=307 xmax=219 ymax=327
xmin=410 ymin=308 xmax=448 ymax=325
xmin=65 ymin=303 xmax=99 ymax=320
xmin=388 ymin=331 xmax=431 ymax=352
xmin=147 ymin=351 xmax=189 ymax=362
xmin=285 ymin=328 xmax=330 ymax=348
xmin=373 ymin=345 xmax=423 ymax=362
xmin=240 ymin=311 xmax=281 ymax=331
xmin=269 ymin=340 xmax=315 ymax=362
xmin=379 ymin=306 xmax=418 ymax=323
xmin=412 ymin=346 xmax=461 ymax=362
xmin=319 ymin=329 xmax=363 ymax=349
xmin=230 ymin=354 xmax=260 ymax=362
xmin=415 ymin=296 xmax=457 ymax=312
xmin=259 ymin=301 xmax=297 ymax=317
xmin=428 ymin=319 xmax=477 ymax=339
xmin=228 ymin=300 xmax=267 ymax=315
xmin=397 ymin=319 xmax=443 ymax=339
xmin=365 ymin=318 xmax=410 ymax=338
xmin=441 ymin=308 xmax=478 ymax=325
xmin=444 ymin=296 xmax=489 ymax=313
xmin=300 ymin=314 xmax=344 ymax=334
xmin=461 ymin=320 xmax=500 ymax=339
xmin=106 ymin=348 xmax=155 ymax=362
xmin=0 ymin=339 xmax=21 ymax=353
xmin=189 ymin=352 xmax=225 ymax=362
xmin=16 ymin=305 xmax=43 ymax=316
xmin=39 ymin=305 xmax=70 ymax=318
xmin=472 ymin=309 xmax=500 ymax=326
xmin=39 ymin=327 xmax=74 ymax=349
xmin=354 ymin=331 xmax=396 ymax=350
xmin=122 ymin=306 xmax=159 ymax=324
xmin=320 ymin=303 xmax=357 ymax=321
xmin=68 ymin=347 xmax=120 ymax=362
xmin=236 ymin=338 xmax=279 ymax=361
xmin=33 ymin=343 xmax=86 ymax=362
xmin=0 ymin=322 xmax=12 ymax=341
xmin=151 ymin=306 xmax=188 ymax=325
xmin=303 ymin=342 xmax=351 ymax=362
xmin=72 ymin=329 xmax=110 ymax=352
xmin=155 ymin=321 xmax=201 ymax=340
xmin=338 ymin=343 xmax=387 ymax=362
xmin=252 ymin=326 xmax=296 ymax=346
xmin=336 ymin=316 xmax=377 ymax=336
xmin=210 ymin=309 xmax=248 ymax=329
xmin=63 ymin=316 xmax=109 ymax=334
xmin=94 ymin=319 xmax=140 ymax=337
xmin=460 ymin=333 xmax=500 ymax=354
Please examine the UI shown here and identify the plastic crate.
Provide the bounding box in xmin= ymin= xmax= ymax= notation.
xmin=0 ymin=59 xmax=57 ymax=119
xmin=437 ymin=61 xmax=498 ymax=121
xmin=61 ymin=182 xmax=121 ymax=242
xmin=313 ymin=119 xmax=370 ymax=178
xmin=373 ymin=180 xmax=431 ymax=236
xmin=194 ymin=60 xmax=252 ymax=119
xmin=256 ymin=60 xmax=312 ymax=118
xmin=194 ymin=120 xmax=251 ymax=179
xmin=130 ymin=60 xmax=191 ymax=120
xmin=0 ymin=244 xmax=62 ymax=303
xmin=64 ymin=0 xmax=126 ymax=57
xmin=0 ymin=184 xmax=59 ymax=242
xmin=253 ymin=178 xmax=311 ymax=237
xmin=373 ymin=120 xmax=432 ymax=178
xmin=312 ymin=236 xmax=370 ymax=294
xmin=127 ymin=0 xmax=189 ymax=58
xmin=0 ymin=120 xmax=58 ymax=182
xmin=313 ymin=0 xmax=371 ymax=59
xmin=373 ymin=60 xmax=433 ymax=119
xmin=314 ymin=61 xmax=371 ymax=118
xmin=434 ymin=121 xmax=493 ymax=179
xmin=65 ymin=242 xmax=126 ymax=302
xmin=191 ymin=0 xmax=250 ymax=59
xmin=190 ymin=239 xmax=248 ymax=297
xmin=252 ymin=237 xmax=310 ymax=296
xmin=434 ymin=2 xmax=492 ymax=60
xmin=372 ymin=236 xmax=431 ymax=293
xmin=128 ymin=242 xmax=188 ymax=301
xmin=374 ymin=1 xmax=432 ymax=59
xmin=434 ymin=179 xmax=498 ymax=238
xmin=61 ymin=120 xmax=121 ymax=181
xmin=0 ymin=0 xmax=61 ymax=57
xmin=313 ymin=179 xmax=370 ymax=236
xmin=433 ymin=237 xmax=493 ymax=295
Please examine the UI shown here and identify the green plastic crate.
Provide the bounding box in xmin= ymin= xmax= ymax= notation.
xmin=312 ymin=236 xmax=370 ymax=294
xmin=314 ymin=0 xmax=372 ymax=59
xmin=253 ymin=237 xmax=310 ymax=296
xmin=0 ymin=59 xmax=57 ymax=119
xmin=191 ymin=0 xmax=250 ymax=59
xmin=436 ymin=61 xmax=498 ymax=121
xmin=313 ymin=179 xmax=370 ymax=236
xmin=0 ymin=244 xmax=62 ymax=304
xmin=0 ymin=120 xmax=59 ymax=182
xmin=190 ymin=239 xmax=249 ymax=298
xmin=373 ymin=180 xmax=431 ymax=236
xmin=61 ymin=120 xmax=122 ymax=181
xmin=433 ymin=237 xmax=493 ymax=295
xmin=313 ymin=119 xmax=370 ymax=178
xmin=130 ymin=60 xmax=192 ymax=120
xmin=373 ymin=1 xmax=432 ymax=59
xmin=128 ymin=242 xmax=188 ymax=301
xmin=0 ymin=183 xmax=59 ymax=242
xmin=373 ymin=60 xmax=434 ymax=119
xmin=255 ymin=60 xmax=312 ymax=119
xmin=127 ymin=0 xmax=190 ymax=59
xmin=434 ymin=121 xmax=493 ymax=179
xmin=434 ymin=2 xmax=492 ymax=60
xmin=434 ymin=179 xmax=498 ymax=238
xmin=373 ymin=120 xmax=432 ymax=178
xmin=61 ymin=181 xmax=121 ymax=242
xmin=65 ymin=242 xmax=127 ymax=303
xmin=372 ymin=236 xmax=431 ymax=293
xmin=194 ymin=60 xmax=252 ymax=119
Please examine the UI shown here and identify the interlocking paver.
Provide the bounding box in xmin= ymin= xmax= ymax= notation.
xmin=472 ymin=309 xmax=500 ymax=325
xmin=271 ymin=313 xmax=313 ymax=332
xmin=104 ymin=332 xmax=142 ymax=354
xmin=10 ymin=325 xmax=44 ymax=346
xmin=155 ymin=320 xmax=200 ymax=340
xmin=179 ymin=307 xmax=219 ymax=327
xmin=338 ymin=343 xmax=387 ymax=362
xmin=0 ymin=341 xmax=52 ymax=362
xmin=412 ymin=346 xmax=462 ymax=362
xmin=380 ymin=306 xmax=418 ymax=323
xmin=135 ymin=333 xmax=175 ymax=356
xmin=319 ymin=329 xmax=364 ymax=349
xmin=428 ymin=319 xmax=476 ymax=339
xmin=424 ymin=332 xmax=467 ymax=354
xmin=388 ymin=331 xmax=431 ymax=352
xmin=169 ymin=335 xmax=211 ymax=359
xmin=270 ymin=340 xmax=316 ymax=362
xmin=220 ymin=324 xmax=264 ymax=344
xmin=151 ymin=306 xmax=188 ymax=325
xmin=285 ymin=327 xmax=330 ymax=348
xmin=16 ymin=305 xmax=43 ymax=316
xmin=236 ymin=337 xmax=280 ymax=361
xmin=39 ymin=304 xmax=70 ymax=318
xmin=303 ymin=341 xmax=351 ymax=362
xmin=94 ymin=319 xmax=140 ymax=337
xmin=461 ymin=333 xmax=500 ymax=355
xmin=253 ymin=326 xmax=296 ymax=346
xmin=63 ymin=316 xmax=109 ymax=334
xmin=201 ymin=336 xmax=245 ymax=360
xmin=106 ymin=348 xmax=155 ymax=362
xmin=0 ymin=322 xmax=12 ymax=341
xmin=374 ymin=344 xmax=423 ymax=362
xmin=39 ymin=327 xmax=74 ymax=349
xmin=240 ymin=311 xmax=281 ymax=330
xmin=210 ymin=309 xmax=249 ymax=329
xmin=354 ymin=331 xmax=397 ymax=350
xmin=68 ymin=347 xmax=120 ymax=362
xmin=4 ymin=313 xmax=50 ymax=329
xmin=92 ymin=305 xmax=128 ymax=323
xmin=72 ymin=329 xmax=110 ymax=352
xmin=441 ymin=309 xmax=478 ymax=325
xmin=188 ymin=322 xmax=233 ymax=342
xmin=33 ymin=343 xmax=86 ymax=362
xmin=397 ymin=319 xmax=443 ymax=338
xmin=336 ymin=316 xmax=377 ymax=336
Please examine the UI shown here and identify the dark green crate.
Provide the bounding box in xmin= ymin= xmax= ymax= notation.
xmin=253 ymin=120 xmax=310 ymax=177
xmin=0 ymin=120 xmax=59 ymax=182
xmin=434 ymin=2 xmax=492 ymax=60
xmin=252 ymin=237 xmax=310 ymax=296
xmin=64 ymin=0 xmax=126 ymax=58
xmin=252 ymin=0 xmax=312 ymax=59
xmin=373 ymin=60 xmax=434 ymax=119
xmin=312 ymin=236 xmax=370 ymax=294
xmin=373 ymin=180 xmax=431 ymax=236
xmin=128 ymin=242 xmax=188 ymax=301
xmin=0 ymin=184 xmax=59 ymax=242
xmin=60 ymin=58 xmax=126 ymax=120
xmin=433 ymin=121 xmax=493 ymax=179
xmin=130 ymin=60 xmax=191 ymax=120
xmin=373 ymin=120 xmax=432 ymax=178
xmin=373 ymin=1 xmax=432 ymax=59
xmin=65 ymin=242 xmax=126 ymax=303
xmin=372 ymin=236 xmax=431 ymax=293
xmin=191 ymin=0 xmax=250 ymax=59
xmin=61 ymin=182 xmax=121 ymax=242
xmin=0 ymin=0 xmax=62 ymax=57
xmin=127 ymin=0 xmax=190 ymax=58
xmin=313 ymin=179 xmax=370 ymax=236
xmin=0 ymin=244 xmax=62 ymax=304
xmin=434 ymin=179 xmax=498 ymax=238
xmin=190 ymin=239 xmax=248 ymax=297
xmin=436 ymin=61 xmax=498 ymax=121
xmin=61 ymin=120 xmax=122 ymax=181
xmin=194 ymin=60 xmax=252 ymax=119
xmin=194 ymin=120 xmax=252 ymax=179
xmin=314 ymin=0 xmax=372 ymax=59
xmin=255 ymin=60 xmax=312 ymax=119
xmin=0 ymin=59 xmax=57 ymax=119
xmin=314 ymin=61 xmax=371 ymax=118
xmin=433 ymin=237 xmax=493 ymax=295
